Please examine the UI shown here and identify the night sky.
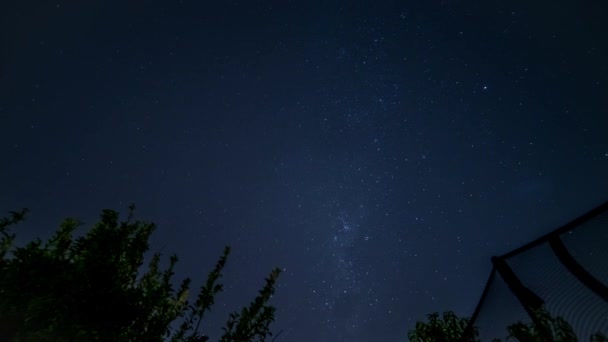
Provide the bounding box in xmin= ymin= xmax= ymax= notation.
xmin=1 ymin=1 xmax=608 ymax=341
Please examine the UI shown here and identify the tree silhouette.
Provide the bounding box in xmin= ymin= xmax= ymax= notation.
xmin=0 ymin=205 xmax=281 ymax=342
xmin=408 ymin=308 xmax=608 ymax=342
xmin=504 ymin=307 xmax=607 ymax=342
xmin=407 ymin=311 xmax=479 ymax=342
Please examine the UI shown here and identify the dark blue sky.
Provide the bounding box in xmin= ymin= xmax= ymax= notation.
xmin=1 ymin=1 xmax=607 ymax=341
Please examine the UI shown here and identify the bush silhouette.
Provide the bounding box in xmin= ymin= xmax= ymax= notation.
xmin=409 ymin=308 xmax=607 ymax=342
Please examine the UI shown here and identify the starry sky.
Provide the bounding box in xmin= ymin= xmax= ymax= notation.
xmin=1 ymin=1 xmax=607 ymax=341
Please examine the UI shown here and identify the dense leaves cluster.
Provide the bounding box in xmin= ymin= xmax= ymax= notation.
xmin=408 ymin=311 xmax=477 ymax=342
xmin=0 ymin=205 xmax=281 ymax=342
xmin=409 ymin=308 xmax=607 ymax=342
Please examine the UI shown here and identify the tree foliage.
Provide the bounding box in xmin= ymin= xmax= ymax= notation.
xmin=504 ymin=307 xmax=607 ymax=342
xmin=0 ymin=205 xmax=281 ymax=342
xmin=408 ymin=311 xmax=478 ymax=342
xmin=409 ymin=308 xmax=608 ymax=342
